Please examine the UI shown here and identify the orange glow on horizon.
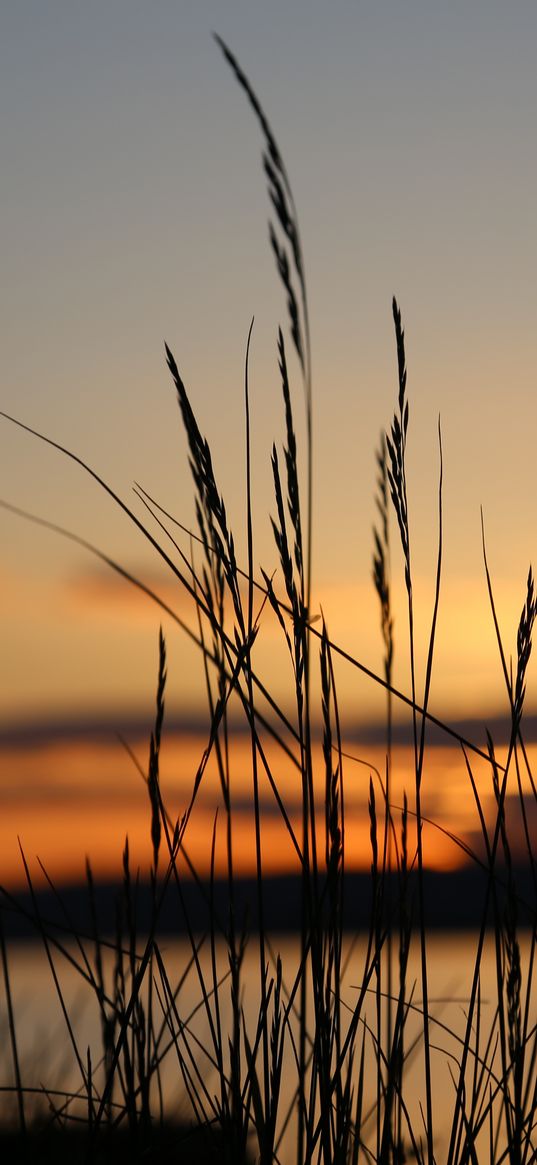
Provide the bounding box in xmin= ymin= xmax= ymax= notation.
xmin=4 ymin=559 xmax=535 ymax=726
xmin=3 ymin=730 xmax=531 ymax=889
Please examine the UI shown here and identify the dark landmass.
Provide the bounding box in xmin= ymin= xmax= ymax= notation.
xmin=1 ymin=866 xmax=534 ymax=940
xmin=0 ymin=1123 xmax=253 ymax=1164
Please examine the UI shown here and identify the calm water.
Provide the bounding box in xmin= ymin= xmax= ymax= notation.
xmin=1 ymin=931 xmax=534 ymax=1161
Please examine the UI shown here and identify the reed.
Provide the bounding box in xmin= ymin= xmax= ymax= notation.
xmin=1 ymin=35 xmax=536 ymax=1165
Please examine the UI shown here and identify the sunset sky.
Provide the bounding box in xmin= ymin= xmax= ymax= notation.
xmin=1 ymin=2 xmax=536 ymax=886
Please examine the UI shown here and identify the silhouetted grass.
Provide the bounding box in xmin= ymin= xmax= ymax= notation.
xmin=1 ymin=34 xmax=536 ymax=1165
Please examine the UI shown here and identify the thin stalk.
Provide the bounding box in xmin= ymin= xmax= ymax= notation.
xmin=386 ymin=299 xmax=435 ymax=1165
xmin=0 ymin=914 xmax=26 ymax=1135
xmin=243 ymin=317 xmax=272 ymax=1147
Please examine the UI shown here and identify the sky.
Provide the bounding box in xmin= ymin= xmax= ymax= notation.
xmin=1 ymin=1 xmax=536 ymax=886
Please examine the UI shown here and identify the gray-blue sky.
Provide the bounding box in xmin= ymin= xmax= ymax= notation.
xmin=1 ymin=0 xmax=536 ymax=721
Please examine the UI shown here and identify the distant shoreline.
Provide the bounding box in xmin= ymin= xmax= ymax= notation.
xmin=2 ymin=866 xmax=534 ymax=939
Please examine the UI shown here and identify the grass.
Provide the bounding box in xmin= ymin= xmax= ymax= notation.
xmin=1 ymin=33 xmax=537 ymax=1165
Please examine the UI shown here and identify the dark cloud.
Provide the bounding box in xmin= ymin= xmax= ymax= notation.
xmin=0 ymin=710 xmax=217 ymax=749
xmin=2 ymin=710 xmax=537 ymax=752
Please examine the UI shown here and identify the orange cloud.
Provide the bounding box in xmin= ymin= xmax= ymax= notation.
xmin=1 ymin=728 xmax=503 ymax=889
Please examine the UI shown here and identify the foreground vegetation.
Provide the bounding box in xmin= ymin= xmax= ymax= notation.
xmin=1 ymin=36 xmax=536 ymax=1165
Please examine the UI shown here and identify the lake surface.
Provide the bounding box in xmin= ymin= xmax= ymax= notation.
xmin=1 ymin=931 xmax=534 ymax=1162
